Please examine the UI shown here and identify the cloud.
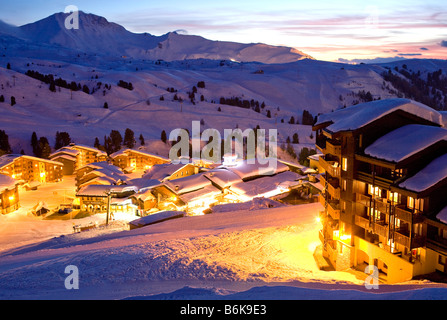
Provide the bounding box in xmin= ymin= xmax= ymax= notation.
xmin=420 ymin=47 xmax=429 ymax=50
xmin=441 ymin=40 xmax=447 ymax=47
xmin=397 ymin=53 xmax=422 ymax=56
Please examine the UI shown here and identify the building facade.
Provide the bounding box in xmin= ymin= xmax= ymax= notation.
xmin=0 ymin=154 xmax=63 ymax=184
xmin=313 ymin=98 xmax=447 ymax=283
xmin=0 ymin=174 xmax=19 ymax=214
xmin=110 ymin=149 xmax=170 ymax=172
xmin=50 ymin=144 xmax=108 ymax=175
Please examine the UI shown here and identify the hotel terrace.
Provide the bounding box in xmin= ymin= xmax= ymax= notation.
xmin=313 ymin=98 xmax=447 ymax=283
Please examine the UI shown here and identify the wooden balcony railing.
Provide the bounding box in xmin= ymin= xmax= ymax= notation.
xmin=355 ymin=215 xmax=371 ymax=230
xmin=356 ymin=193 xmax=372 ymax=207
xmin=374 ymin=222 xmax=389 ymax=238
xmin=327 ymin=201 xmax=341 ymax=220
xmin=394 ymin=230 xmax=410 ymax=248
xmin=394 ymin=205 xmax=412 ymax=223
xmin=319 ymin=156 xmax=340 ymax=178
xmin=374 ymin=199 xmax=390 ymax=214
xmin=320 ymin=174 xmax=341 ymax=199
xmin=325 ymin=140 xmax=341 ymax=156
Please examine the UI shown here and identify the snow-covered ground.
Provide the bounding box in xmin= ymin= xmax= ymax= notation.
xmin=1 ymin=200 xmax=446 ymax=300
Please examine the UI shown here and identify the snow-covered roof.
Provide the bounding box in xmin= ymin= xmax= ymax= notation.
xmin=364 ymin=124 xmax=447 ymax=163
xmin=164 ymin=173 xmax=211 ymax=195
xmin=0 ymin=174 xmax=17 ymax=193
xmin=221 ymin=159 xmax=289 ymax=180
xmin=49 ymin=147 xmax=80 ymax=158
xmin=76 ymin=184 xmax=138 ymax=197
xmin=398 ymin=153 xmax=447 ymax=193
xmin=128 ymin=211 xmax=185 ymax=229
xmin=50 ymin=154 xmax=77 ymax=162
xmin=77 ymin=161 xmax=123 ymax=174
xmin=110 ymin=148 xmax=170 ymax=161
xmin=142 ymin=163 xmax=192 ymax=181
xmin=127 ymin=178 xmax=161 ymax=190
xmin=132 ymin=189 xmax=156 ymax=202
xmin=440 ymin=111 xmax=447 ymax=128
xmin=315 ymin=99 xmax=443 ymax=134
xmin=70 ymin=144 xmax=107 ymax=157
xmin=229 ymin=171 xmax=301 ymax=200
xmin=0 ymin=154 xmax=21 ymax=169
xmin=436 ymin=205 xmax=447 ymax=225
xmin=178 ymin=185 xmax=221 ymax=203
xmin=78 ymin=176 xmax=117 ymax=189
xmin=202 ymin=168 xmax=243 ymax=189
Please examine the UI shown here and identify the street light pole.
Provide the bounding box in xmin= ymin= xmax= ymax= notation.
xmin=105 ymin=189 xmax=111 ymax=226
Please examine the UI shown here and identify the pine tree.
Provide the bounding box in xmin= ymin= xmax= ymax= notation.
xmin=0 ymin=95 xmax=4 ymax=103
xmin=31 ymin=132 xmax=38 ymax=156
xmin=0 ymin=130 xmax=12 ymax=155
xmin=123 ymin=128 xmax=136 ymax=149
xmin=10 ymin=96 xmax=16 ymax=106
xmin=109 ymin=130 xmax=123 ymax=153
xmin=36 ymin=136 xmax=51 ymax=159
xmin=54 ymin=131 xmax=71 ymax=150
xmin=161 ymin=130 xmax=167 ymax=143
xmin=94 ymin=137 xmax=100 ymax=149
xmin=49 ymin=81 xmax=56 ymax=92
xmin=292 ymin=133 xmax=299 ymax=144
xmin=103 ymin=102 xmax=109 ymax=109
xmin=139 ymin=134 xmax=145 ymax=146
xmin=6 ymin=63 xmax=10 ymax=70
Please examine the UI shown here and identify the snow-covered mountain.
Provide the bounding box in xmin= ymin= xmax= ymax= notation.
xmin=1 ymin=11 xmax=312 ymax=64
xmin=0 ymin=11 xmax=445 ymax=157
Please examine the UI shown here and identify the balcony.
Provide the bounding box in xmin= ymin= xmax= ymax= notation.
xmin=320 ymin=174 xmax=341 ymax=199
xmin=319 ymin=156 xmax=340 ymax=178
xmin=325 ymin=140 xmax=341 ymax=156
xmin=394 ymin=229 xmax=410 ymax=248
xmin=394 ymin=205 xmax=412 ymax=223
xmin=374 ymin=222 xmax=389 ymax=238
xmin=356 ymin=171 xmax=393 ymax=188
xmin=327 ymin=200 xmax=341 ymax=220
xmin=356 ymin=193 xmax=372 ymax=207
xmin=355 ymin=215 xmax=371 ymax=230
xmin=374 ymin=198 xmax=390 ymax=214
xmin=394 ymin=205 xmax=424 ymax=224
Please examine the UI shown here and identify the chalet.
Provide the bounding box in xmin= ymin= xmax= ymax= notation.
xmin=50 ymin=143 xmax=108 ymax=175
xmin=75 ymin=184 xmax=138 ymax=214
xmin=0 ymin=174 xmax=19 ymax=214
xmin=0 ymin=154 xmax=63 ymax=184
xmin=313 ymin=98 xmax=447 ymax=283
xmin=162 ymin=173 xmax=221 ymax=215
xmin=75 ymin=162 xmax=127 ymax=189
xmin=110 ymin=149 xmax=170 ymax=172
xmin=130 ymin=189 xmax=158 ymax=216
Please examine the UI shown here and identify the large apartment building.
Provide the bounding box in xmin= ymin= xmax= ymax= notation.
xmin=0 ymin=154 xmax=63 ymax=184
xmin=50 ymin=144 xmax=108 ymax=175
xmin=109 ymin=149 xmax=170 ymax=172
xmin=313 ymin=98 xmax=447 ymax=283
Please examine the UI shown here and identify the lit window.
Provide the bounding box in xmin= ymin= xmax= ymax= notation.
xmin=342 ymin=157 xmax=348 ymax=171
xmin=407 ymin=196 xmax=415 ymax=209
xmin=388 ymin=191 xmax=399 ymax=203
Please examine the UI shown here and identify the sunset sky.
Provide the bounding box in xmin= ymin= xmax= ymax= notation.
xmin=1 ymin=0 xmax=446 ymax=62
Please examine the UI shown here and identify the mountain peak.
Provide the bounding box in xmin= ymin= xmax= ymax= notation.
xmin=3 ymin=11 xmax=313 ymax=63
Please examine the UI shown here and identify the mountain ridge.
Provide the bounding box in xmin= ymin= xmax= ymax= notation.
xmin=0 ymin=11 xmax=313 ymax=64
